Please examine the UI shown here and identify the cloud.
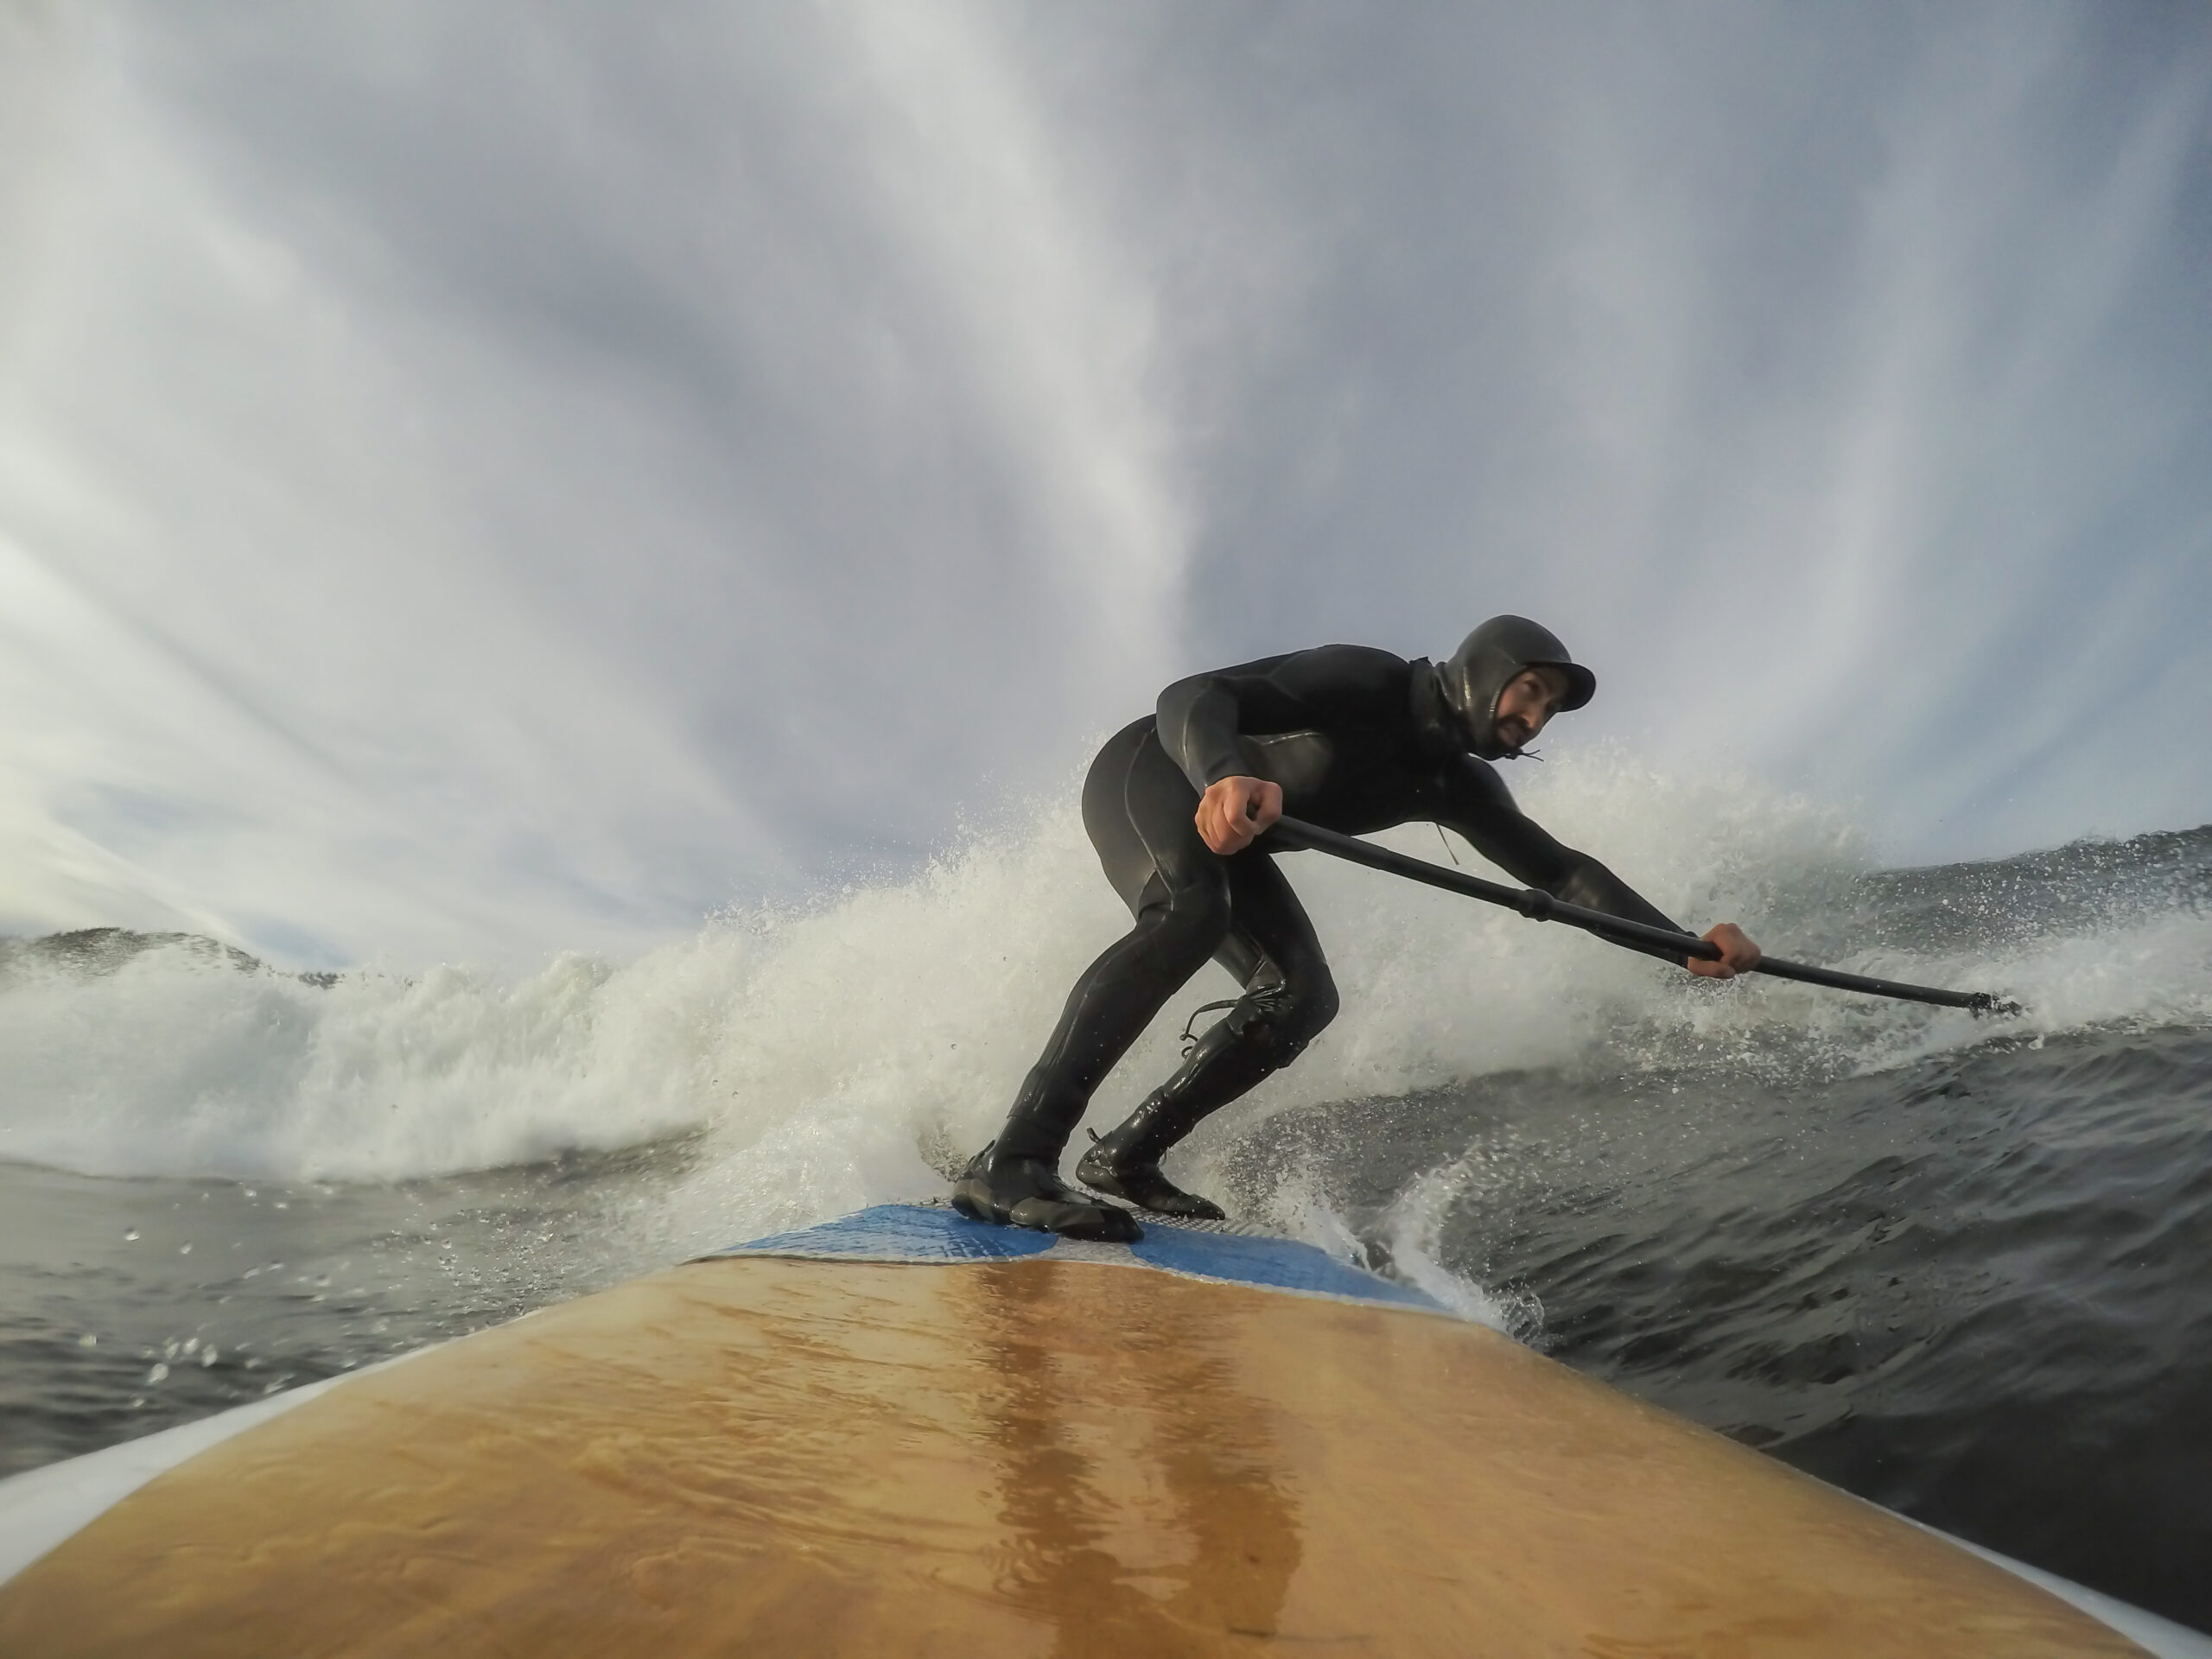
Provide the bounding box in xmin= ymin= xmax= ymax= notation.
xmin=1 ymin=0 xmax=1193 ymax=962
xmin=1141 ymin=3 xmax=2212 ymax=858
xmin=1 ymin=2 xmax=2205 ymax=963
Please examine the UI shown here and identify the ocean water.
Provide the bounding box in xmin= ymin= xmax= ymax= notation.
xmin=2 ymin=752 xmax=2208 ymax=1629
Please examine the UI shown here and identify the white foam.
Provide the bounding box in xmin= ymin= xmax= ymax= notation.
xmin=1 ymin=753 xmax=2203 ymax=1268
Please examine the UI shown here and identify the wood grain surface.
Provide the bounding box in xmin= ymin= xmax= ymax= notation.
xmin=0 ymin=1255 xmax=2144 ymax=1656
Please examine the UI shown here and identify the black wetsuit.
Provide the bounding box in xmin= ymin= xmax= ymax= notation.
xmin=990 ymin=644 xmax=1687 ymax=1176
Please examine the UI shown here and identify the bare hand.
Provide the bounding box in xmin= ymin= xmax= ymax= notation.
xmin=1195 ymin=775 xmax=1283 ymax=855
xmin=1686 ymin=922 xmax=1762 ymax=979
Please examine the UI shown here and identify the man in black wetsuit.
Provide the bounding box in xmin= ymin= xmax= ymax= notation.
xmin=952 ymin=615 xmax=1763 ymax=1242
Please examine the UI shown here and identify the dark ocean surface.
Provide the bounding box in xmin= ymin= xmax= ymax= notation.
xmin=3 ymin=819 xmax=2208 ymax=1630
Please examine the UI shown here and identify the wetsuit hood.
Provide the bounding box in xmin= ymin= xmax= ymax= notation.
xmin=1439 ymin=615 xmax=1596 ymax=760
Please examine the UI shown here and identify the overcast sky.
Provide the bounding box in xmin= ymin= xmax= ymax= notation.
xmin=3 ymin=1 xmax=2208 ymax=967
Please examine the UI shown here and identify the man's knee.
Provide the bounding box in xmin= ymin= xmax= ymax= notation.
xmin=1295 ymin=974 xmax=1340 ymax=1046
xmin=1234 ymin=970 xmax=1337 ymax=1065
xmin=1276 ymin=972 xmax=1338 ymax=1058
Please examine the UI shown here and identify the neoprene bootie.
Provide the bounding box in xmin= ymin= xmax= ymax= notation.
xmin=1075 ymin=1094 xmax=1227 ymax=1221
xmin=951 ymin=1144 xmax=1142 ymax=1243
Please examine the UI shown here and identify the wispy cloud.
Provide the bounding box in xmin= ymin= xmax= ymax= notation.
xmin=1 ymin=2 xmax=2204 ymax=963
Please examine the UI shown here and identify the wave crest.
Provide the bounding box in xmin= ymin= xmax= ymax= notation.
xmin=3 ymin=756 xmax=2205 ymax=1267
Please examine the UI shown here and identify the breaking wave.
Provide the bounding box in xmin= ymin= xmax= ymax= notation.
xmin=3 ymin=751 xmax=2203 ymax=1271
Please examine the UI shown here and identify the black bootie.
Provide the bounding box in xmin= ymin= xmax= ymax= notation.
xmin=1075 ymin=1091 xmax=1227 ymax=1221
xmin=950 ymin=1141 xmax=1142 ymax=1243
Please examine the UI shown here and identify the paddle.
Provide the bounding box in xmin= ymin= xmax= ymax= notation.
xmin=1258 ymin=814 xmax=2023 ymax=1017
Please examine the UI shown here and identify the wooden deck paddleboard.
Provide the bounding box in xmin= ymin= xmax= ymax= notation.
xmin=0 ymin=1205 xmax=2178 ymax=1656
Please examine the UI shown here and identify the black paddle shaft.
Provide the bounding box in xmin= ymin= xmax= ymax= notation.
xmin=1257 ymin=815 xmax=2021 ymax=1017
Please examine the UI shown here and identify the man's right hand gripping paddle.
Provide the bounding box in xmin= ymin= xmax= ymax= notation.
xmin=1197 ymin=775 xmax=1283 ymax=855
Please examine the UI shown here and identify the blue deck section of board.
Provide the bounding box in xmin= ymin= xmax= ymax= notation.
xmin=710 ymin=1204 xmax=1058 ymax=1262
xmin=708 ymin=1204 xmax=1444 ymax=1312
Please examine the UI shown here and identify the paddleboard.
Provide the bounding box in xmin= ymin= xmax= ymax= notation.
xmin=0 ymin=1204 xmax=2201 ymax=1656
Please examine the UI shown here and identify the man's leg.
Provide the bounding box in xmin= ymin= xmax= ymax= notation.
xmin=954 ymin=726 xmax=1232 ymax=1239
xmin=1077 ymin=852 xmax=1338 ymax=1218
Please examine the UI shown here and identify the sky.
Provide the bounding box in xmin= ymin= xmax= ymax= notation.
xmin=2 ymin=1 xmax=2208 ymax=968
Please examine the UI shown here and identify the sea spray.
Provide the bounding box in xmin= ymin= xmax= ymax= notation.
xmin=3 ymin=753 xmax=2205 ymax=1277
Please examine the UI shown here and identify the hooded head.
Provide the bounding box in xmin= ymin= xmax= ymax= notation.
xmin=1439 ymin=615 xmax=1596 ymax=760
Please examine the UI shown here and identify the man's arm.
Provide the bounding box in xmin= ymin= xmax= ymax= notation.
xmin=1157 ymin=645 xmax=1413 ymax=791
xmin=1160 ymin=645 xmax=1413 ymax=856
xmin=1440 ymin=759 xmax=1760 ymax=976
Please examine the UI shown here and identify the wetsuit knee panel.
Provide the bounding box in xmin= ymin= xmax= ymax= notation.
xmin=1218 ymin=976 xmax=1336 ymax=1065
xmin=1297 ymin=977 xmax=1342 ymax=1043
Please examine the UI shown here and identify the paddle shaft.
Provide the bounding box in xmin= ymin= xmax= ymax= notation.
xmin=1258 ymin=814 xmax=2017 ymax=1016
